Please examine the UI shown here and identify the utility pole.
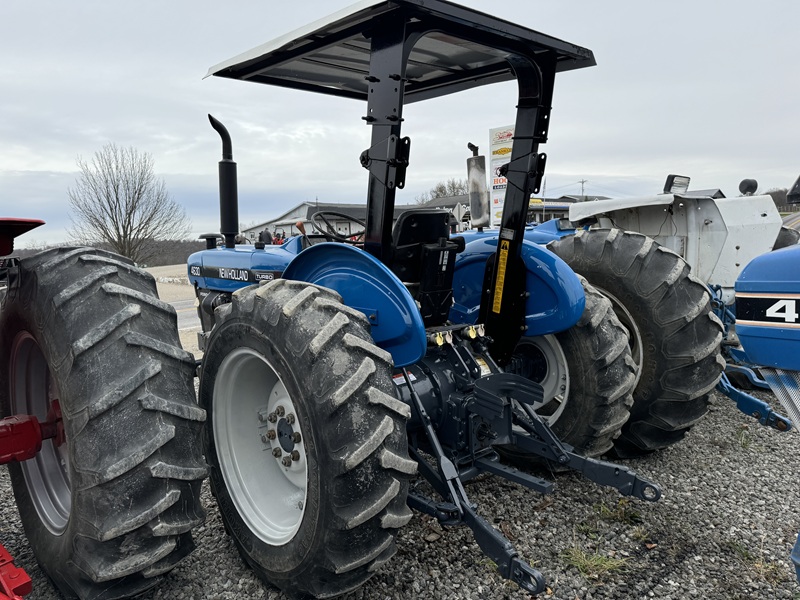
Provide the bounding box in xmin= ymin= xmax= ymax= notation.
xmin=578 ymin=179 xmax=588 ymax=197
xmin=542 ymin=177 xmax=547 ymax=223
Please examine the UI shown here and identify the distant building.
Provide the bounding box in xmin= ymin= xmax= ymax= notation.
xmin=241 ymin=193 xmax=612 ymax=242
xmin=241 ymin=201 xmax=434 ymax=241
xmin=419 ymin=193 xmax=612 ymax=225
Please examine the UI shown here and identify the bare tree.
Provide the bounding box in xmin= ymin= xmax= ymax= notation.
xmin=68 ymin=144 xmax=191 ymax=264
xmin=765 ymin=187 xmax=788 ymax=210
xmin=415 ymin=177 xmax=469 ymax=204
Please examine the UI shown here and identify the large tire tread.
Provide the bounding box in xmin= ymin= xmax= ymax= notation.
xmin=549 ymin=229 xmax=724 ymax=457
xmin=0 ymin=247 xmax=206 ymax=600
xmin=549 ymin=278 xmax=636 ymax=455
xmin=202 ymin=279 xmax=412 ymax=599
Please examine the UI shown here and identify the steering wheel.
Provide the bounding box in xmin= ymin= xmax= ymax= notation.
xmin=310 ymin=211 xmax=366 ymax=244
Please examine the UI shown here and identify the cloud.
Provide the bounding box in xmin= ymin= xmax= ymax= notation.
xmin=2 ymin=0 xmax=798 ymax=248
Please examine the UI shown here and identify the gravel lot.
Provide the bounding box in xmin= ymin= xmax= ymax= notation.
xmin=2 ymin=266 xmax=799 ymax=599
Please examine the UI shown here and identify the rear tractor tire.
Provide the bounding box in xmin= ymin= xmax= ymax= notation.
xmin=0 ymin=247 xmax=206 ymax=599
xmin=200 ymin=279 xmax=415 ymax=599
xmin=499 ymin=277 xmax=636 ymax=461
xmin=548 ymin=229 xmax=725 ymax=457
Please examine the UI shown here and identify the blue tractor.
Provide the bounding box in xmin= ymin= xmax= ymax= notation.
xmin=188 ymin=1 xmax=663 ymax=597
xmin=727 ymin=212 xmax=800 ymax=579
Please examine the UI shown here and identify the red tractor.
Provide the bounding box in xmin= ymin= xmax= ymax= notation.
xmin=0 ymin=219 xmax=43 ymax=600
xmin=0 ymin=219 xmax=206 ymax=599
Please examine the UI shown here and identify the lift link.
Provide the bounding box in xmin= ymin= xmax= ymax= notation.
xmin=488 ymin=380 xmax=661 ymax=502
xmin=402 ymin=369 xmax=466 ymax=515
xmin=402 ymin=368 xmax=547 ymax=594
xmin=717 ymin=372 xmax=792 ymax=431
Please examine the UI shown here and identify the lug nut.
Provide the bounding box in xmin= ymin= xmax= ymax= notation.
xmin=266 ymin=429 xmax=277 ymax=440
xmin=267 ymin=412 xmax=278 ymax=423
xmin=257 ymin=409 xmax=270 ymax=422
xmin=286 ymin=413 xmax=296 ymax=425
xmin=291 ymin=450 xmax=301 ymax=461
xmin=291 ymin=432 xmax=302 ymax=443
xmin=272 ymin=448 xmax=282 ymax=458
xmin=275 ymin=405 xmax=285 ymax=417
xmin=282 ymin=456 xmax=293 ymax=467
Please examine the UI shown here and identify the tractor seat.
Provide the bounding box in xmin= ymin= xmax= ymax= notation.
xmin=390 ymin=209 xmax=450 ymax=283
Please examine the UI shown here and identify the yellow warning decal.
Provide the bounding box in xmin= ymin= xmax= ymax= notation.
xmin=492 ymin=240 xmax=510 ymax=313
xmin=474 ymin=356 xmax=492 ymax=377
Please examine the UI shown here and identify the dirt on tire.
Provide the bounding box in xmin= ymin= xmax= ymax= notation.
xmin=548 ymin=229 xmax=725 ymax=457
xmin=0 ymin=247 xmax=206 ymax=599
xmin=200 ymin=279 xmax=415 ymax=599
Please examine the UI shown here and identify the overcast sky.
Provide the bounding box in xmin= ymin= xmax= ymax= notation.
xmin=2 ymin=1 xmax=798 ymax=246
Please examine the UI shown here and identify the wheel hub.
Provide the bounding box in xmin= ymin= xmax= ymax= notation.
xmin=508 ymin=335 xmax=570 ymax=422
xmin=276 ymin=417 xmax=297 ymax=453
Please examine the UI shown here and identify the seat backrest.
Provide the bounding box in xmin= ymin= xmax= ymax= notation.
xmin=390 ymin=209 xmax=450 ymax=282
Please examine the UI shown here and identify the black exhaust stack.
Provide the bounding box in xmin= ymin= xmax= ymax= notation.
xmin=209 ymin=114 xmax=239 ymax=249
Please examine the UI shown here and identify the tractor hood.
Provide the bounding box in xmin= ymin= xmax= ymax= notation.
xmin=187 ymin=239 xmax=300 ymax=292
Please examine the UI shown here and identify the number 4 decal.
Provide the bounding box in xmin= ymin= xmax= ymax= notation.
xmin=766 ymin=299 xmax=799 ymax=323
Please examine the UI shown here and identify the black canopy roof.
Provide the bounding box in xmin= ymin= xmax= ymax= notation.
xmin=207 ymin=0 xmax=595 ymax=103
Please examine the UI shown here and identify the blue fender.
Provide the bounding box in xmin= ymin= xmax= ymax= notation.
xmin=282 ymin=243 xmax=427 ymax=368
xmin=522 ymin=218 xmax=576 ymax=244
xmin=458 ymin=220 xmax=575 ymax=248
xmin=450 ymin=236 xmax=585 ymax=335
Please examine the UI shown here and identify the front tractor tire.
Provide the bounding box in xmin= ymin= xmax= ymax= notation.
xmin=500 ymin=277 xmax=636 ymax=460
xmin=200 ymin=279 xmax=414 ymax=599
xmin=0 ymin=247 xmax=206 ymax=599
xmin=549 ymin=229 xmax=725 ymax=457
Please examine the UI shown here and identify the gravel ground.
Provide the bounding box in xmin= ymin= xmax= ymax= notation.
xmin=2 ymin=267 xmax=799 ymax=599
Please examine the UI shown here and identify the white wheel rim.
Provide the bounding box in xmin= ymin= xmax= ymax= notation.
xmin=213 ymin=347 xmax=307 ymax=546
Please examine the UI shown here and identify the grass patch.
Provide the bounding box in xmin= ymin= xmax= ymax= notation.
xmin=594 ymin=499 xmax=642 ymax=525
xmin=725 ymin=537 xmax=790 ymax=585
xmin=630 ymin=526 xmax=649 ymax=542
xmin=737 ymin=424 xmax=753 ymax=449
xmin=725 ymin=540 xmax=754 ymax=561
xmin=562 ymin=546 xmax=628 ymax=578
xmin=576 ymin=522 xmax=599 ymax=538
xmin=754 ymin=558 xmax=786 ymax=585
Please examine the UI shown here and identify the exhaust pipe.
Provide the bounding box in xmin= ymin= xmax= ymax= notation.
xmin=466 ymin=143 xmax=490 ymax=229
xmin=209 ymin=114 xmax=239 ymax=249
